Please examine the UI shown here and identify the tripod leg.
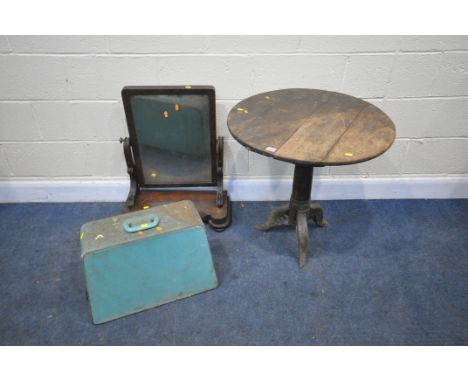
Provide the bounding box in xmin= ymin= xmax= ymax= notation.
xmin=255 ymin=204 xmax=290 ymax=231
xmin=297 ymin=211 xmax=309 ymax=268
xmin=309 ymin=202 xmax=328 ymax=227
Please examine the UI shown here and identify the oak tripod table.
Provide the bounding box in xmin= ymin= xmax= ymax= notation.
xmin=227 ymin=89 xmax=396 ymax=267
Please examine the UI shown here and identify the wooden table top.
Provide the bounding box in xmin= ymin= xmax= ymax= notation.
xmin=227 ymin=88 xmax=396 ymax=166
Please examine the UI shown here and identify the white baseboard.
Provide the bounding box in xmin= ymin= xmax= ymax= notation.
xmin=0 ymin=176 xmax=467 ymax=203
xmin=0 ymin=179 xmax=130 ymax=203
xmin=226 ymin=176 xmax=468 ymax=201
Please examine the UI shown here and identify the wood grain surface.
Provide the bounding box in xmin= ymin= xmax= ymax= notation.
xmin=227 ymin=89 xmax=396 ymax=166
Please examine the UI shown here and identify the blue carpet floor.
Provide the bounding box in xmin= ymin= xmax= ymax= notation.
xmin=0 ymin=200 xmax=467 ymax=345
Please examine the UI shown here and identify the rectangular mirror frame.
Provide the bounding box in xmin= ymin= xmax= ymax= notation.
xmin=122 ymin=86 xmax=217 ymax=188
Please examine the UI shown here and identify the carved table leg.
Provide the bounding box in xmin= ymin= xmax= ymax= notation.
xmin=255 ymin=164 xmax=327 ymax=267
xmin=296 ymin=211 xmax=309 ymax=268
xmin=309 ymin=202 xmax=328 ymax=227
xmin=255 ymin=204 xmax=290 ymax=231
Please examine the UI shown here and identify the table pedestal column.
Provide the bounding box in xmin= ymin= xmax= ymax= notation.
xmin=256 ymin=165 xmax=327 ymax=267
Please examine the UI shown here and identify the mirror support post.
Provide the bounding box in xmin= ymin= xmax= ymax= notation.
xmin=121 ymin=137 xmax=138 ymax=209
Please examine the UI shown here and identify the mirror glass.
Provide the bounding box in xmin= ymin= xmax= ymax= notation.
xmin=130 ymin=94 xmax=213 ymax=185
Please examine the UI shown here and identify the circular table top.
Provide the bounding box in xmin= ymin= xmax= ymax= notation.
xmin=227 ymin=88 xmax=396 ymax=166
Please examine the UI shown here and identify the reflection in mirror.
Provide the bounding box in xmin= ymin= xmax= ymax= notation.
xmin=130 ymin=94 xmax=213 ymax=185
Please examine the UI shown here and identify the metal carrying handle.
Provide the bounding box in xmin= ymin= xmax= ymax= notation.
xmin=122 ymin=214 xmax=159 ymax=233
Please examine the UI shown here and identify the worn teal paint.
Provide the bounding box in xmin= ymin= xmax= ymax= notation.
xmin=80 ymin=201 xmax=218 ymax=324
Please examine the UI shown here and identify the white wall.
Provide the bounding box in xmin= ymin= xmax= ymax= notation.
xmin=0 ymin=36 xmax=467 ymax=201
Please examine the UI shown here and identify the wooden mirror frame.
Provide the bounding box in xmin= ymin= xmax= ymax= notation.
xmin=120 ymin=85 xmax=231 ymax=231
